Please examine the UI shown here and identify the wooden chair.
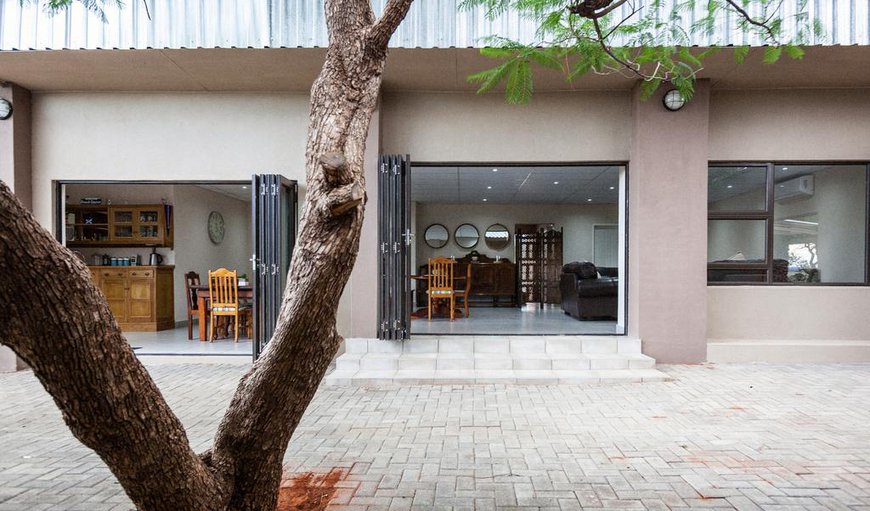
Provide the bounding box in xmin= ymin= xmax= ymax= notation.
xmin=207 ymin=268 xmax=252 ymax=342
xmin=184 ymin=271 xmax=203 ymax=340
xmin=455 ymin=264 xmax=473 ymax=318
xmin=428 ymin=257 xmax=456 ymax=321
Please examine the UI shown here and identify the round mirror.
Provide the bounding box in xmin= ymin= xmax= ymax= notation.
xmin=423 ymin=224 xmax=449 ymax=249
xmin=484 ymin=224 xmax=510 ymax=250
xmin=454 ymin=224 xmax=480 ymax=249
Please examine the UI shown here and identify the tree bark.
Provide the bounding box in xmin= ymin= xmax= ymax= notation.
xmin=0 ymin=0 xmax=412 ymax=509
xmin=207 ymin=0 xmax=413 ymax=508
xmin=0 ymin=182 xmax=225 ymax=510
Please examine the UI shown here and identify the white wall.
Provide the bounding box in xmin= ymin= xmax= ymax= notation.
xmin=172 ymin=185 xmax=251 ymax=322
xmin=414 ymin=202 xmax=618 ymax=269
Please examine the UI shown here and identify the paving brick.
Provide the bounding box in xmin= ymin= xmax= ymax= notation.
xmin=1 ymin=363 xmax=869 ymax=510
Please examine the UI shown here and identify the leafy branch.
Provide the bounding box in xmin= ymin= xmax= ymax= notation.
xmin=462 ymin=0 xmax=820 ymax=103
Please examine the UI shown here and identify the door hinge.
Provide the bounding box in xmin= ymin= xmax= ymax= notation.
xmin=403 ymin=229 xmax=414 ymax=246
xmin=380 ymin=163 xmax=388 ymax=173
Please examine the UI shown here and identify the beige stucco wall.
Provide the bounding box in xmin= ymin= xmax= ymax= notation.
xmin=30 ymin=92 xmax=379 ymax=339
xmin=629 ymin=82 xmax=711 ymax=364
xmin=1 ymin=84 xmax=32 ymax=372
xmin=380 ymin=91 xmax=631 ymax=162
xmin=709 ymin=89 xmax=870 ymax=161
xmin=707 ymin=89 xmax=870 ymax=354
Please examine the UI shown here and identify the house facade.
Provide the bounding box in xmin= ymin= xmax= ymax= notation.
xmin=1 ymin=0 xmax=869 ymax=374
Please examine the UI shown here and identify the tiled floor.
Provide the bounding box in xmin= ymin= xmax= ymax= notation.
xmin=411 ymin=305 xmax=620 ymax=335
xmin=124 ymin=326 xmax=253 ymax=356
xmin=2 ymin=363 xmax=870 ymax=510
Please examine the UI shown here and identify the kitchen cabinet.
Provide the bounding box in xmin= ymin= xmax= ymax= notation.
xmin=67 ymin=204 xmax=173 ymax=248
xmin=90 ymin=266 xmax=175 ymax=331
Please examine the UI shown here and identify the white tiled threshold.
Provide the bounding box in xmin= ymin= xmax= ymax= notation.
xmin=324 ymin=336 xmax=669 ymax=385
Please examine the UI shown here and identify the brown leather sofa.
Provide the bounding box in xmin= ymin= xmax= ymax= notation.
xmin=559 ymin=262 xmax=618 ymax=320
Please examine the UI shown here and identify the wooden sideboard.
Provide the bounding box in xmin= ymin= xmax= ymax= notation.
xmin=416 ymin=257 xmax=517 ymax=307
xmin=89 ymin=266 xmax=175 ymax=331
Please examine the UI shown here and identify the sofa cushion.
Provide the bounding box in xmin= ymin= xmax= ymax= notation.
xmin=562 ymin=261 xmax=598 ymax=279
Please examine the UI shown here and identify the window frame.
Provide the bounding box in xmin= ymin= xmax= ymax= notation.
xmin=707 ymin=161 xmax=870 ymax=286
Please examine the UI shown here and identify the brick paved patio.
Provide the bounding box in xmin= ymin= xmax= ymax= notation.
xmin=1 ymin=362 xmax=869 ymax=510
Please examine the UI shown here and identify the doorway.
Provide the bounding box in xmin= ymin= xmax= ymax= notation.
xmin=378 ymin=161 xmax=628 ymax=338
xmin=54 ymin=176 xmax=296 ymax=358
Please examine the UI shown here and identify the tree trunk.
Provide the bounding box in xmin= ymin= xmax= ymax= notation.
xmin=0 ymin=183 xmax=225 ymax=510
xmin=0 ymin=0 xmax=412 ymax=509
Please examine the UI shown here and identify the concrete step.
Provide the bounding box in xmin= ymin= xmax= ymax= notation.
xmin=325 ymin=368 xmax=670 ymax=385
xmin=345 ymin=336 xmax=642 ymax=355
xmin=338 ymin=352 xmax=657 ymax=372
xmin=329 ymin=337 xmax=662 ymax=385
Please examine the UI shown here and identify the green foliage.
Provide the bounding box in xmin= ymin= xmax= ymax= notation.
xmin=463 ymin=0 xmax=817 ymax=104
xmin=21 ymin=0 xmax=122 ymax=22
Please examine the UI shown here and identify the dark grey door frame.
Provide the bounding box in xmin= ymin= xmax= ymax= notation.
xmin=251 ymin=174 xmax=298 ymax=360
xmin=378 ymin=154 xmax=412 ymax=340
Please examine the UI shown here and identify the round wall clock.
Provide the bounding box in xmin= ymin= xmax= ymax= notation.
xmin=208 ymin=211 xmax=225 ymax=244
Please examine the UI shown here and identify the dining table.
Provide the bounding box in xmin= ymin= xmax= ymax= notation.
xmin=410 ymin=274 xmax=466 ymax=319
xmin=191 ymin=284 xmax=254 ymax=341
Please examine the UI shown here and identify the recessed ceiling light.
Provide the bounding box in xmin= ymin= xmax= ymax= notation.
xmin=553 ymin=181 xmax=559 ymax=185
xmin=483 ymin=198 xmax=488 ymax=202
xmin=783 ymin=167 xmax=789 ymax=170
xmin=727 ymin=185 xmax=733 ymax=188
xmin=609 ymin=186 xmax=615 ymax=190
xmin=242 ymin=186 xmax=248 ymax=189
xmin=487 ymin=186 xmax=492 ymax=189
xmin=586 ymin=198 xmax=592 ymax=202
xmin=492 ymin=168 xmax=498 ymax=172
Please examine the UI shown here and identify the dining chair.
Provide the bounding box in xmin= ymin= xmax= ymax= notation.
xmin=207 ymin=268 xmax=252 ymax=342
xmin=455 ymin=264 xmax=473 ymax=318
xmin=184 ymin=271 xmax=204 ymax=340
xmin=428 ymin=257 xmax=456 ymax=321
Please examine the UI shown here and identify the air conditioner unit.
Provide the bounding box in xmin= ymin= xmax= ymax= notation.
xmin=775 ymin=175 xmax=814 ymax=203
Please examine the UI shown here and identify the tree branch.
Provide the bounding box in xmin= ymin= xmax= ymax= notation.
xmin=368 ymin=0 xmax=414 ymax=50
xmin=723 ymin=0 xmax=780 ymax=44
xmin=0 ymin=181 xmax=225 ymax=511
xmin=591 ymin=16 xmax=646 ymax=79
xmin=568 ymin=0 xmax=630 ymax=19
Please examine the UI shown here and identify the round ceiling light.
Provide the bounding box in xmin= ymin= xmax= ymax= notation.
xmin=662 ymin=89 xmax=686 ymax=111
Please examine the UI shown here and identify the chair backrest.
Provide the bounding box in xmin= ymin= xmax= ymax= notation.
xmin=184 ymin=271 xmax=200 ymax=311
xmin=208 ymin=268 xmax=238 ymax=312
xmin=464 ymin=263 xmax=473 ymax=294
xmin=428 ymin=257 xmax=455 ymax=292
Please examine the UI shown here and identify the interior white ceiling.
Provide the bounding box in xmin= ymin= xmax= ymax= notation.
xmin=411 ymin=166 xmax=621 ymax=204
xmin=196 ymin=184 xmax=251 ymax=202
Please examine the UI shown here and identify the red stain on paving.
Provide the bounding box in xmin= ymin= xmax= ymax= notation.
xmin=729 ymin=406 xmax=746 ymax=411
xmin=276 ymin=469 xmax=346 ymax=511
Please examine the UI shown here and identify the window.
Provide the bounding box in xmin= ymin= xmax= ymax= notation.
xmin=708 ymin=164 xmax=868 ymax=285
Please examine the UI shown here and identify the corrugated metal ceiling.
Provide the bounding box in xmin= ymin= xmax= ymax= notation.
xmin=1 ymin=0 xmax=867 ymax=51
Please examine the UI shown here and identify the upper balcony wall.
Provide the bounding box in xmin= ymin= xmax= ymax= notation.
xmin=2 ymin=0 xmax=866 ymax=51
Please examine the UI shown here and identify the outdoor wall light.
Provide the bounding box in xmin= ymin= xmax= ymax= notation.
xmin=662 ymin=89 xmax=686 ymax=111
xmin=0 ymin=98 xmax=12 ymax=120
